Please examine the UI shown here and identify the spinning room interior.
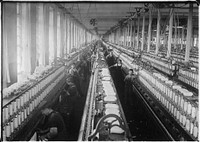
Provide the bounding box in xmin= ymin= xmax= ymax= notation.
xmin=1 ymin=0 xmax=200 ymax=141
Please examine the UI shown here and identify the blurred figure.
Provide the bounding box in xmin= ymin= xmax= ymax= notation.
xmin=37 ymin=108 xmax=67 ymax=141
xmin=68 ymin=64 xmax=83 ymax=97
xmin=106 ymin=51 xmax=115 ymax=67
xmin=109 ymin=58 xmax=122 ymax=69
xmin=68 ymin=63 xmax=77 ymax=76
xmin=64 ymin=77 xmax=79 ymax=97
xmin=124 ymin=69 xmax=137 ymax=106
xmin=80 ymin=58 xmax=89 ymax=81
xmin=91 ymin=52 xmax=96 ymax=70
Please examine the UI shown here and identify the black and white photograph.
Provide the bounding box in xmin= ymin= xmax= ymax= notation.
xmin=1 ymin=0 xmax=199 ymax=141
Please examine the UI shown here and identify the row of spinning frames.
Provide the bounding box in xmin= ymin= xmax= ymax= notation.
xmin=89 ymin=49 xmax=131 ymax=141
xmin=79 ymin=48 xmax=131 ymax=141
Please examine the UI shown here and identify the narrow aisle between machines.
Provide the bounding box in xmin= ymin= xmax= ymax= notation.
xmin=109 ymin=66 xmax=170 ymax=140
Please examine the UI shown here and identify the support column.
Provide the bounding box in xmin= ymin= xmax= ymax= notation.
xmin=72 ymin=21 xmax=75 ymax=50
xmin=77 ymin=26 xmax=79 ymax=48
xmin=85 ymin=30 xmax=86 ymax=44
xmin=70 ymin=20 xmax=73 ymax=52
xmin=112 ymin=32 xmax=114 ymax=43
xmin=74 ymin=23 xmax=76 ymax=49
xmin=141 ymin=14 xmax=146 ymax=51
xmin=119 ymin=29 xmax=120 ymax=45
xmin=123 ymin=27 xmax=126 ymax=46
xmin=68 ymin=17 xmax=71 ymax=54
xmin=76 ymin=24 xmax=78 ymax=48
xmin=174 ymin=20 xmax=177 ymax=50
xmin=121 ymin=27 xmax=123 ymax=45
xmin=155 ymin=9 xmax=161 ymax=55
xmin=78 ymin=26 xmax=79 ymax=48
xmin=185 ymin=3 xmax=193 ymax=62
xmin=66 ymin=16 xmax=69 ymax=54
xmin=114 ymin=31 xmax=116 ymax=44
xmin=147 ymin=9 xmax=152 ymax=52
xmin=124 ymin=27 xmax=126 ymax=46
xmin=80 ymin=28 xmax=82 ymax=47
xmin=127 ymin=22 xmax=130 ymax=46
xmin=77 ymin=25 xmax=79 ymax=48
xmin=115 ymin=30 xmax=117 ymax=44
xmin=120 ymin=27 xmax=122 ymax=45
xmin=130 ymin=20 xmax=133 ymax=47
xmin=61 ymin=13 xmax=64 ymax=58
xmin=167 ymin=8 xmax=173 ymax=58
xmin=181 ymin=27 xmax=185 ymax=50
xmin=113 ymin=31 xmax=115 ymax=43
xmin=136 ymin=16 xmax=140 ymax=50
xmin=116 ymin=29 xmax=118 ymax=44
xmin=83 ymin=29 xmax=85 ymax=44
xmin=81 ymin=28 xmax=83 ymax=46
xmin=177 ymin=26 xmax=180 ymax=48
xmin=110 ymin=33 xmax=111 ymax=43
xmin=72 ymin=21 xmax=74 ymax=50
xmin=132 ymin=20 xmax=136 ymax=49
xmin=163 ymin=30 xmax=167 ymax=50
xmin=74 ymin=24 xmax=76 ymax=48
xmin=53 ymin=8 xmax=57 ymax=60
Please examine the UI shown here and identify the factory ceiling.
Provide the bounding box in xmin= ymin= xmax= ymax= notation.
xmin=61 ymin=2 xmax=199 ymax=36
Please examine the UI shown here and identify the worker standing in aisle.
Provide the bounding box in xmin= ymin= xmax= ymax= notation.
xmin=37 ymin=108 xmax=68 ymax=141
xmin=80 ymin=58 xmax=88 ymax=81
xmin=69 ymin=64 xmax=83 ymax=97
xmin=91 ymin=52 xmax=96 ymax=70
xmin=109 ymin=58 xmax=122 ymax=69
xmin=124 ymin=69 xmax=137 ymax=106
xmin=106 ymin=51 xmax=115 ymax=67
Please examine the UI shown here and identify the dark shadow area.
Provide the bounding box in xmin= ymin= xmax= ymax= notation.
xmin=109 ymin=67 xmax=170 ymax=140
xmin=52 ymin=63 xmax=91 ymax=140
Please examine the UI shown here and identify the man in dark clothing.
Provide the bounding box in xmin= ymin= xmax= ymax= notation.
xmin=106 ymin=51 xmax=115 ymax=67
xmin=85 ymin=55 xmax=91 ymax=75
xmin=91 ymin=52 xmax=96 ymax=70
xmin=80 ymin=59 xmax=88 ymax=81
xmin=124 ymin=69 xmax=137 ymax=106
xmin=37 ymin=108 xmax=67 ymax=141
xmin=64 ymin=77 xmax=79 ymax=97
xmin=109 ymin=58 xmax=122 ymax=69
xmin=69 ymin=64 xmax=84 ymax=97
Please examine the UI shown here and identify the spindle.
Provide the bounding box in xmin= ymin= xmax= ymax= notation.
xmin=6 ymin=123 xmax=11 ymax=138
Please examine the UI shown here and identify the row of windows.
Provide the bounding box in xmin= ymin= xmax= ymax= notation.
xmin=3 ymin=3 xmax=94 ymax=88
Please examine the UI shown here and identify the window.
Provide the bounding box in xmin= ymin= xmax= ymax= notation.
xmin=17 ymin=3 xmax=31 ymax=82
xmin=49 ymin=7 xmax=54 ymax=64
xmin=66 ymin=17 xmax=70 ymax=54
xmin=57 ymin=11 xmax=61 ymax=57
xmin=17 ymin=3 xmax=22 ymax=74
xmin=63 ymin=14 xmax=67 ymax=57
xmin=36 ymin=4 xmax=45 ymax=66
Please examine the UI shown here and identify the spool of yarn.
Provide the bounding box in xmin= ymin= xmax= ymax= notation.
xmin=104 ymin=96 xmax=117 ymax=102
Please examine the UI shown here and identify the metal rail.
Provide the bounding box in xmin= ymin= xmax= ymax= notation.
xmin=131 ymin=83 xmax=175 ymax=140
xmin=78 ymin=60 xmax=97 ymax=141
